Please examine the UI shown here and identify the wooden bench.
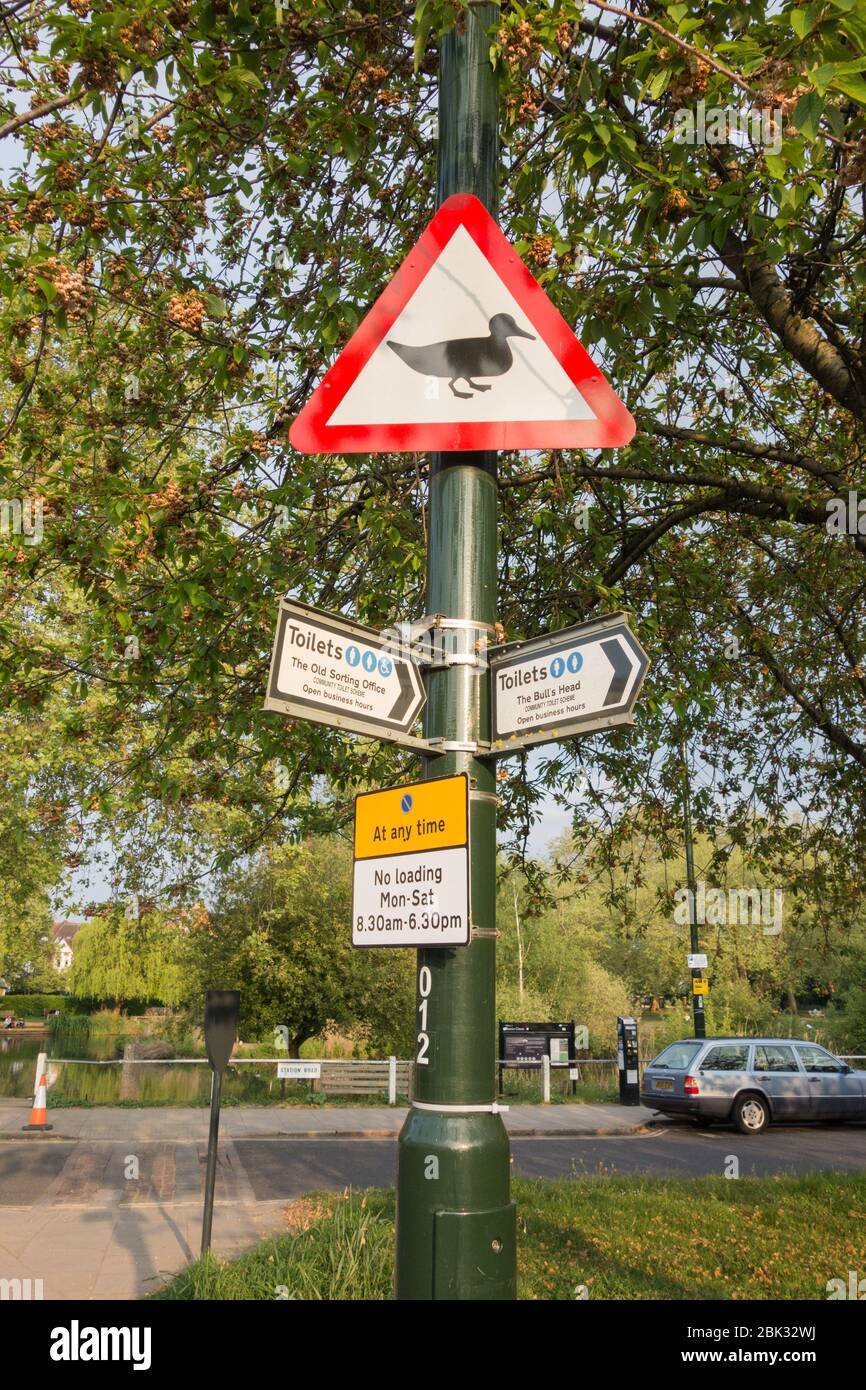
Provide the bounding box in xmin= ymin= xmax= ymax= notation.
xmin=317 ymin=1062 xmax=413 ymax=1098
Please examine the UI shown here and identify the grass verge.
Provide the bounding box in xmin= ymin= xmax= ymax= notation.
xmin=152 ymin=1172 xmax=866 ymax=1301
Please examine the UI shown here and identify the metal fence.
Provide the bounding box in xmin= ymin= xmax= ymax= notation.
xmin=43 ymin=1055 xmax=411 ymax=1104
xmin=41 ymin=1053 xmax=624 ymax=1104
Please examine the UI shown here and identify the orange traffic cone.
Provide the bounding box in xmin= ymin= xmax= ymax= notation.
xmin=22 ymin=1051 xmax=52 ymax=1132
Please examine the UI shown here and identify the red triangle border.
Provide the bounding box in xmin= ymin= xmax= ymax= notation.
xmin=289 ymin=194 xmax=635 ymax=455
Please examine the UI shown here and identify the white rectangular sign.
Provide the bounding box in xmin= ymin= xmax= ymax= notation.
xmin=353 ymin=846 xmax=469 ymax=947
xmin=687 ymin=953 xmax=708 ymax=969
xmin=352 ymin=775 xmax=470 ymax=948
xmin=490 ymin=613 xmax=649 ymax=753
xmin=277 ymin=1062 xmax=321 ymax=1080
xmin=264 ymin=598 xmax=427 ymax=750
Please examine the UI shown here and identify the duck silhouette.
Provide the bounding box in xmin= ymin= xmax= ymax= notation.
xmin=387 ymin=312 xmax=536 ymax=399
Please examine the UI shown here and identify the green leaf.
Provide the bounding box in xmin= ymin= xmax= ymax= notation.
xmin=791 ymin=5 xmax=818 ymax=39
xmin=413 ymin=0 xmax=431 ymax=73
xmin=232 ymin=68 xmax=263 ymax=89
xmin=656 ymin=286 xmax=677 ymax=320
xmin=830 ymin=73 xmax=866 ymax=104
xmin=811 ymin=64 xmax=837 ymax=96
xmin=647 ymin=67 xmax=671 ymax=101
xmin=206 ymin=294 xmax=228 ymax=319
xmin=693 ymin=218 xmax=714 ymax=251
xmin=341 ymin=129 xmax=361 ymax=164
xmin=33 ymin=275 xmax=57 ymax=303
xmin=791 ymin=91 xmax=824 ymax=140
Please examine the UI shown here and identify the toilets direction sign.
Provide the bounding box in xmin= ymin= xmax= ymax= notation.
xmin=490 ymin=613 xmax=649 ymax=753
xmin=264 ymin=599 xmax=427 ymax=750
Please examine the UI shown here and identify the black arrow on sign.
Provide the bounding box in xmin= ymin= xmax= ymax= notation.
xmin=388 ymin=661 xmax=417 ymax=723
xmin=601 ymin=638 xmax=632 ymax=706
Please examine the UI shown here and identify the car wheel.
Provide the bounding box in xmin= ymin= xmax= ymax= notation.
xmin=733 ymin=1093 xmax=768 ymax=1135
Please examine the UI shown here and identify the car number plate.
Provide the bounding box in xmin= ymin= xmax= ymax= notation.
xmin=654 ymin=1078 xmax=673 ymax=1091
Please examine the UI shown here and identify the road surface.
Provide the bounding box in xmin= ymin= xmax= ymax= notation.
xmin=1 ymin=1123 xmax=865 ymax=1207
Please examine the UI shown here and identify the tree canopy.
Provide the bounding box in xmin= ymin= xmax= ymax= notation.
xmin=0 ymin=0 xmax=863 ymax=920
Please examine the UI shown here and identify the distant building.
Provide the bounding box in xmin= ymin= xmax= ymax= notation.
xmin=52 ymin=921 xmax=81 ymax=972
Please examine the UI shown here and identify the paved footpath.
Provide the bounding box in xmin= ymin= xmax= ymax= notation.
xmin=0 ymin=1097 xmax=656 ymax=1141
xmin=0 ymin=1098 xmax=655 ymax=1300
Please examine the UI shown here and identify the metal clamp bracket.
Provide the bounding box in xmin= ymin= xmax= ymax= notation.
xmin=411 ymin=1100 xmax=510 ymax=1114
xmin=425 ymin=652 xmax=482 ymax=670
xmin=409 ymin=613 xmax=497 ymax=636
xmin=425 ymin=738 xmax=491 ymax=754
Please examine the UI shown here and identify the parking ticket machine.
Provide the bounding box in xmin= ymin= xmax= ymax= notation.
xmin=616 ymin=1016 xmax=640 ymax=1105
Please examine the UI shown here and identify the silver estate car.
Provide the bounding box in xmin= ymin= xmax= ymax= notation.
xmin=641 ymin=1037 xmax=866 ymax=1134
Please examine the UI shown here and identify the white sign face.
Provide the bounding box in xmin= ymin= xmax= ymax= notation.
xmin=550 ymin=1037 xmax=569 ymax=1062
xmin=353 ymin=847 xmax=469 ymax=948
xmin=264 ymin=598 xmax=426 ymax=749
xmin=353 ymin=775 xmax=470 ymax=949
xmin=329 ymin=226 xmax=598 ymax=429
xmin=687 ymin=953 xmax=708 ymax=969
xmin=490 ymin=614 xmax=649 ymax=752
xmin=277 ymin=1062 xmax=321 ymax=1080
xmin=575 ymin=1025 xmax=589 ymax=1050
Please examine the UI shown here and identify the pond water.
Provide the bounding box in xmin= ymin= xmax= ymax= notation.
xmin=0 ymin=1031 xmax=306 ymax=1106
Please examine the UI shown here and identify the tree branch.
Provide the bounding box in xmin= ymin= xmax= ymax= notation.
xmin=0 ymin=94 xmax=76 ymax=141
xmin=719 ymin=228 xmax=866 ymax=421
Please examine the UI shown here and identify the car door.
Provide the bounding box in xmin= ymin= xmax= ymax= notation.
xmin=752 ymin=1043 xmax=810 ymax=1121
xmin=794 ymin=1044 xmax=854 ymax=1119
xmin=697 ymin=1042 xmax=752 ymax=1119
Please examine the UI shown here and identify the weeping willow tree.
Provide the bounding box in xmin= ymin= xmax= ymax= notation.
xmin=68 ymin=906 xmax=190 ymax=1006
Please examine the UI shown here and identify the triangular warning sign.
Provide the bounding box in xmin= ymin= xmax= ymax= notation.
xmin=289 ymin=194 xmax=635 ymax=454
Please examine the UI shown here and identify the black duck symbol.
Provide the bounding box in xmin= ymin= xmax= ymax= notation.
xmin=387 ymin=312 xmax=536 ymax=399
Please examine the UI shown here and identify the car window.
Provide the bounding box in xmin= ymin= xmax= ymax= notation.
xmin=650 ymin=1041 xmax=703 ymax=1070
xmin=796 ymin=1044 xmax=843 ymax=1074
xmin=753 ymin=1044 xmax=798 ymax=1072
xmin=700 ymin=1044 xmax=750 ymax=1071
